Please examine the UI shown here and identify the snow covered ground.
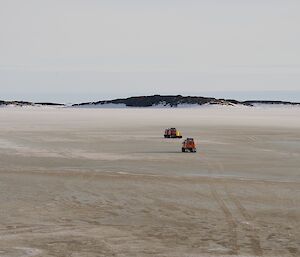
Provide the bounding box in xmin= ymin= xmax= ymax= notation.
xmin=0 ymin=107 xmax=299 ymax=256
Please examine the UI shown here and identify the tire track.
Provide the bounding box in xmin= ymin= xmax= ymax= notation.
xmin=216 ymin=159 xmax=263 ymax=256
xmin=225 ymin=187 xmax=263 ymax=256
xmin=204 ymin=156 xmax=264 ymax=256
xmin=209 ymin=185 xmax=239 ymax=255
xmin=203 ymin=157 xmax=239 ymax=254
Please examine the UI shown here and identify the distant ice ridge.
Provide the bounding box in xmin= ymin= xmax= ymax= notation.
xmin=0 ymin=104 xmax=65 ymax=109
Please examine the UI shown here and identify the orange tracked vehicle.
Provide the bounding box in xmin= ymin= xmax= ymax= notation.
xmin=182 ymin=138 xmax=196 ymax=152
xmin=164 ymin=128 xmax=182 ymax=138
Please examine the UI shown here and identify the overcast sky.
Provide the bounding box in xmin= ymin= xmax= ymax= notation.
xmin=0 ymin=0 xmax=299 ymax=102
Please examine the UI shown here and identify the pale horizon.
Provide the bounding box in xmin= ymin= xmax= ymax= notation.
xmin=1 ymin=90 xmax=300 ymax=104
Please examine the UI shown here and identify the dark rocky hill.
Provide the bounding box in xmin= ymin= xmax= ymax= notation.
xmin=74 ymin=95 xmax=300 ymax=107
xmin=73 ymin=95 xmax=251 ymax=107
xmin=1 ymin=96 xmax=299 ymax=108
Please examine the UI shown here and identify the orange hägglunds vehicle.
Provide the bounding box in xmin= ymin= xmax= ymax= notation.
xmin=164 ymin=128 xmax=182 ymax=138
xmin=182 ymin=138 xmax=197 ymax=152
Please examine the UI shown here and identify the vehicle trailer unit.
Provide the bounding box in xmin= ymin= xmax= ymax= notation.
xmin=164 ymin=128 xmax=182 ymax=138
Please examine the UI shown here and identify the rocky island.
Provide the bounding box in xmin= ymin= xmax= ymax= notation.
xmin=73 ymin=95 xmax=300 ymax=108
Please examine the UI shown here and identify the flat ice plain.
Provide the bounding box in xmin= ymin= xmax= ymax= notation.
xmin=0 ymin=106 xmax=299 ymax=257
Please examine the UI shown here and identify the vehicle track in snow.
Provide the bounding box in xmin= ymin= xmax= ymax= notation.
xmin=224 ymin=187 xmax=263 ymax=256
xmin=203 ymin=160 xmax=239 ymax=254
xmin=216 ymin=162 xmax=263 ymax=256
xmin=204 ymin=157 xmax=263 ymax=256
xmin=209 ymin=185 xmax=239 ymax=255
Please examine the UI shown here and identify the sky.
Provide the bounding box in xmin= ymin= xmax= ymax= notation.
xmin=0 ymin=0 xmax=300 ymax=103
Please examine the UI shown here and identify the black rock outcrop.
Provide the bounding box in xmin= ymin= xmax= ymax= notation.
xmin=73 ymin=95 xmax=248 ymax=107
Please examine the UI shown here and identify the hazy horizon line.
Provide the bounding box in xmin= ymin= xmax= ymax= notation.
xmin=1 ymin=91 xmax=300 ymax=104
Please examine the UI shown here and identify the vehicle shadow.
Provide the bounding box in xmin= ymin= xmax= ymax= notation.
xmin=137 ymin=151 xmax=188 ymax=154
xmin=137 ymin=151 xmax=184 ymax=154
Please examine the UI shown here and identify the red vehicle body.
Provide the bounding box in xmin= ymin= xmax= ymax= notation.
xmin=182 ymin=138 xmax=196 ymax=152
xmin=164 ymin=128 xmax=182 ymax=138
